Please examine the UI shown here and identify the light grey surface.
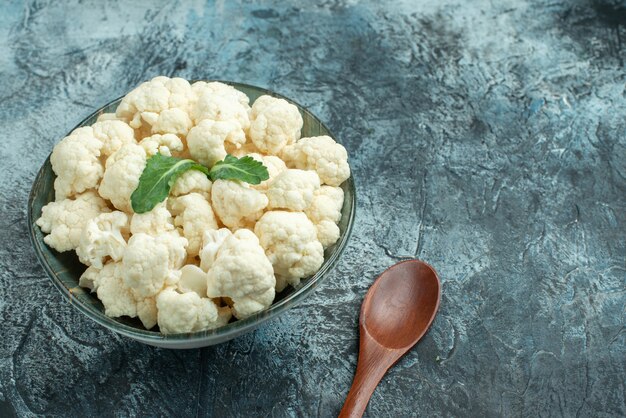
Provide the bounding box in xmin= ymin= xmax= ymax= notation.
xmin=1 ymin=0 xmax=625 ymax=416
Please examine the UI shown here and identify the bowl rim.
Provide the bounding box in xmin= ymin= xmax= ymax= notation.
xmin=27 ymin=80 xmax=356 ymax=345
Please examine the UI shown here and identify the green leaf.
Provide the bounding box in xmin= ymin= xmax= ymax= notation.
xmin=131 ymin=154 xmax=209 ymax=214
xmin=209 ymin=154 xmax=269 ymax=185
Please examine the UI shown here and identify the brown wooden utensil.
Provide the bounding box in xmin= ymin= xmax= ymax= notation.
xmin=339 ymin=260 xmax=441 ymax=418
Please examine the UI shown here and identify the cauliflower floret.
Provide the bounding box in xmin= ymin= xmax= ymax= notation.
xmin=211 ymin=180 xmax=269 ymax=229
xmin=115 ymin=76 xmax=193 ymax=132
xmin=281 ymin=136 xmax=350 ymax=186
xmin=254 ymin=211 xmax=324 ymax=291
xmin=248 ymin=95 xmax=303 ymax=155
xmin=76 ymin=211 xmax=129 ymax=268
xmin=304 ymin=186 xmax=344 ymax=248
xmin=98 ymin=143 xmax=147 ymax=213
xmin=156 ymin=287 xmax=231 ymax=334
xmin=149 ymin=108 xmax=193 ymax=137
xmin=187 ymin=119 xmax=246 ymax=167
xmin=178 ymin=264 xmax=208 ymax=296
xmin=91 ymin=120 xmax=136 ymax=157
xmin=50 ymin=127 xmax=104 ymax=200
xmin=170 ymin=170 xmax=212 ymax=199
xmin=246 ymin=153 xmax=287 ymax=191
xmin=96 ymin=262 xmax=137 ymax=319
xmin=199 ymin=228 xmax=232 ymax=272
xmin=190 ymin=81 xmax=251 ymax=130
xmin=139 ymin=134 xmax=184 ymax=157
xmin=36 ymin=191 xmax=110 ymax=252
xmin=266 ymin=169 xmax=320 ymax=211
xmin=206 ymin=229 xmax=276 ymax=318
xmin=168 ymin=193 xmax=219 ymax=256
xmin=121 ymin=232 xmax=188 ymax=298
xmin=129 ymin=201 xmax=176 ymax=235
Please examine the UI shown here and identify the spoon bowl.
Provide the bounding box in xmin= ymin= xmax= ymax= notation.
xmin=339 ymin=260 xmax=441 ymax=418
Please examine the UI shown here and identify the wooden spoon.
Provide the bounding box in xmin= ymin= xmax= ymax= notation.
xmin=339 ymin=260 xmax=441 ymax=418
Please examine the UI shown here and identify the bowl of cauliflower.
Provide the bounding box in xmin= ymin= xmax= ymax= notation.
xmin=28 ymin=78 xmax=355 ymax=349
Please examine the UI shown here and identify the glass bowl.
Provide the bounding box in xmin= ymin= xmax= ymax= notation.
xmin=27 ymin=81 xmax=356 ymax=349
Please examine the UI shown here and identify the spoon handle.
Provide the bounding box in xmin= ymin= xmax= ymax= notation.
xmin=339 ymin=333 xmax=402 ymax=418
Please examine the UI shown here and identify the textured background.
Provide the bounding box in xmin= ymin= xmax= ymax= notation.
xmin=1 ymin=0 xmax=625 ymax=416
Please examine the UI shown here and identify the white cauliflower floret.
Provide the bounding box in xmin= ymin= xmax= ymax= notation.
xmin=76 ymin=211 xmax=129 ymax=268
xmin=170 ymin=170 xmax=212 ymax=199
xmin=156 ymin=287 xmax=231 ymax=334
xmin=121 ymin=232 xmax=188 ymax=298
xmin=115 ymin=76 xmax=193 ymax=132
xmin=187 ymin=119 xmax=246 ymax=167
xmin=199 ymin=228 xmax=232 ymax=272
xmin=246 ymin=153 xmax=287 ymax=191
xmin=178 ymin=264 xmax=208 ymax=296
xmin=254 ymin=211 xmax=324 ymax=291
xmin=190 ymin=81 xmax=251 ymax=130
xmin=281 ymin=136 xmax=350 ymax=186
xmin=206 ymin=229 xmax=276 ymax=319
xmin=248 ymin=95 xmax=303 ymax=155
xmin=168 ymin=193 xmax=218 ymax=256
xmin=148 ymin=108 xmax=193 ymax=137
xmin=50 ymin=127 xmax=104 ymax=200
xmin=211 ymin=180 xmax=269 ymax=229
xmin=98 ymin=143 xmax=147 ymax=213
xmin=36 ymin=191 xmax=110 ymax=252
xmin=266 ymin=169 xmax=320 ymax=211
xmin=305 ymin=186 xmax=344 ymax=248
xmin=91 ymin=120 xmax=136 ymax=157
xmin=129 ymin=201 xmax=176 ymax=235
xmin=139 ymin=134 xmax=184 ymax=157
xmin=96 ymin=262 xmax=137 ymax=319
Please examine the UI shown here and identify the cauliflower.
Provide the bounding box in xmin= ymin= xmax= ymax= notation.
xmin=254 ymin=211 xmax=323 ymax=291
xmin=211 ymin=180 xmax=268 ymax=229
xmin=168 ymin=193 xmax=219 ymax=256
xmin=139 ymin=134 xmax=184 ymax=157
xmin=248 ymin=95 xmax=303 ymax=155
xmin=120 ymin=232 xmax=188 ymax=298
xmin=178 ymin=264 xmax=208 ymax=296
xmin=156 ymin=287 xmax=231 ymax=334
xmin=281 ymin=136 xmax=350 ymax=186
xmin=98 ymin=143 xmax=147 ymax=213
xmin=36 ymin=190 xmax=110 ymax=252
xmin=91 ymin=262 xmax=157 ymax=329
xmin=305 ymin=186 xmax=344 ymax=248
xmin=129 ymin=201 xmax=176 ymax=235
xmin=95 ymin=262 xmax=137 ymax=319
xmin=50 ymin=127 xmax=104 ymax=200
xmin=229 ymin=142 xmax=261 ymax=157
xmin=147 ymin=108 xmax=193 ymax=137
xmin=187 ymin=119 xmax=246 ymax=167
xmin=199 ymin=228 xmax=232 ymax=272
xmin=115 ymin=76 xmax=193 ymax=131
xmin=170 ymin=170 xmax=212 ymax=199
xmin=246 ymin=153 xmax=287 ymax=191
xmin=76 ymin=211 xmax=129 ymax=268
xmin=206 ymin=229 xmax=275 ymax=319
xmin=190 ymin=81 xmax=251 ymax=130
xmin=266 ymin=169 xmax=320 ymax=211
xmin=91 ymin=120 xmax=136 ymax=157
